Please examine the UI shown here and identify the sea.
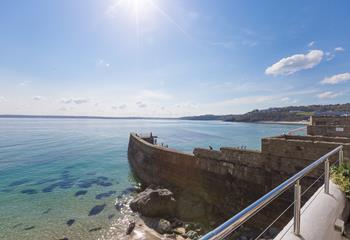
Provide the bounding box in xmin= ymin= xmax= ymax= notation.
xmin=0 ymin=118 xmax=302 ymax=240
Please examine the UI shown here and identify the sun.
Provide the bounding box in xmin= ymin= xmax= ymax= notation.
xmin=108 ymin=0 xmax=154 ymax=20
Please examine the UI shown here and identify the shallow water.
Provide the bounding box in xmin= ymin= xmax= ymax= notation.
xmin=0 ymin=118 xmax=301 ymax=240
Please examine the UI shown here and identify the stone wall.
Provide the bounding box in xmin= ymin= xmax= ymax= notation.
xmin=308 ymin=116 xmax=350 ymax=137
xmin=128 ymin=133 xmax=269 ymax=225
xmin=128 ymin=132 xmax=350 ymax=231
xmin=307 ymin=125 xmax=350 ymax=137
xmin=311 ymin=116 xmax=350 ymax=126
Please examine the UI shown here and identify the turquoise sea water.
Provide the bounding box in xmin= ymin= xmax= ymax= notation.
xmin=0 ymin=118 xmax=302 ymax=240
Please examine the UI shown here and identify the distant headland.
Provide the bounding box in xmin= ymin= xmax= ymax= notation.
xmin=1 ymin=103 xmax=350 ymax=122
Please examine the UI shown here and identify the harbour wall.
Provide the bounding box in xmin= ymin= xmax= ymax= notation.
xmin=308 ymin=116 xmax=350 ymax=137
xmin=128 ymin=132 xmax=350 ymax=228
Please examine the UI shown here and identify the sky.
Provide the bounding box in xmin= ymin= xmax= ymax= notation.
xmin=0 ymin=0 xmax=350 ymax=117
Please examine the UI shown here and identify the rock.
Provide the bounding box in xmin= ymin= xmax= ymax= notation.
xmin=173 ymin=227 xmax=186 ymax=235
xmin=126 ymin=221 xmax=136 ymax=235
xmin=130 ymin=188 xmax=176 ymax=218
xmin=185 ymin=230 xmax=199 ymax=239
xmin=157 ymin=219 xmax=172 ymax=234
xmin=176 ymin=236 xmax=186 ymax=240
xmin=344 ymin=223 xmax=350 ymax=238
xmin=170 ymin=218 xmax=183 ymax=228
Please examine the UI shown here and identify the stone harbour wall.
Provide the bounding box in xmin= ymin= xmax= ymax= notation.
xmin=128 ymin=133 xmax=269 ymax=225
xmin=128 ymin=132 xmax=350 ymax=230
xmin=308 ymin=116 xmax=350 ymax=137
xmin=311 ymin=116 xmax=350 ymax=126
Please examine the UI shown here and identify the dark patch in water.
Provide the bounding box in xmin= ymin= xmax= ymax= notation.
xmin=42 ymin=183 xmax=60 ymax=193
xmin=108 ymin=214 xmax=115 ymax=220
xmin=96 ymin=191 xmax=116 ymax=200
xmin=66 ymin=219 xmax=75 ymax=226
xmin=12 ymin=223 xmax=23 ymax=228
xmin=77 ymin=179 xmax=96 ymax=188
xmin=86 ymin=172 xmax=96 ymax=176
xmin=88 ymin=204 xmax=106 ymax=216
xmin=121 ymin=187 xmax=138 ymax=195
xmin=75 ymin=190 xmax=87 ymax=197
xmin=97 ymin=181 xmax=112 ymax=187
xmin=97 ymin=176 xmax=108 ymax=181
xmin=57 ymin=179 xmax=75 ymax=189
xmin=59 ymin=238 xmax=69 ymax=240
xmin=33 ymin=178 xmax=57 ymax=185
xmin=24 ymin=226 xmax=35 ymax=231
xmin=2 ymin=188 xmax=12 ymax=193
xmin=77 ymin=178 xmax=112 ymax=188
xmin=43 ymin=208 xmax=52 ymax=214
xmin=89 ymin=227 xmax=102 ymax=232
xmin=21 ymin=189 xmax=38 ymax=194
xmin=9 ymin=179 xmax=30 ymax=187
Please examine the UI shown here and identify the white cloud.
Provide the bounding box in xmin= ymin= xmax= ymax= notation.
xmin=112 ymin=104 xmax=127 ymax=110
xmin=325 ymin=51 xmax=335 ymax=61
xmin=33 ymin=96 xmax=46 ymax=101
xmin=136 ymin=101 xmax=147 ymax=108
xmin=18 ymin=80 xmax=31 ymax=86
xmin=139 ymin=90 xmax=172 ymax=100
xmin=265 ymin=50 xmax=324 ymax=76
xmin=97 ymin=59 xmax=110 ymax=68
xmin=209 ymin=41 xmax=233 ymax=48
xmin=317 ymin=91 xmax=342 ymax=99
xmin=321 ymin=72 xmax=350 ymax=85
xmin=119 ymin=104 xmax=127 ymax=109
xmin=0 ymin=96 xmax=6 ymax=103
xmin=308 ymin=41 xmax=315 ymax=47
xmin=61 ymin=98 xmax=89 ymax=104
xmin=334 ymin=47 xmax=344 ymax=52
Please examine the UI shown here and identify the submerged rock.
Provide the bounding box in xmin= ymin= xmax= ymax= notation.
xmin=66 ymin=219 xmax=75 ymax=226
xmin=75 ymin=190 xmax=87 ymax=197
xmin=130 ymin=188 xmax=176 ymax=218
xmin=88 ymin=204 xmax=106 ymax=216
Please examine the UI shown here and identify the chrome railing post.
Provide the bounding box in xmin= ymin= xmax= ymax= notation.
xmin=339 ymin=147 xmax=344 ymax=166
xmin=293 ymin=180 xmax=301 ymax=235
xmin=325 ymin=159 xmax=330 ymax=194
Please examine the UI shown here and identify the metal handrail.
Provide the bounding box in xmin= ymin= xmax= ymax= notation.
xmin=286 ymin=126 xmax=307 ymax=135
xmin=200 ymin=145 xmax=344 ymax=240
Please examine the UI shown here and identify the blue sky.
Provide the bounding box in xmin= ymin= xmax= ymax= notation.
xmin=0 ymin=0 xmax=349 ymax=117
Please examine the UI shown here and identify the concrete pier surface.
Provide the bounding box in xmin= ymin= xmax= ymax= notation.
xmin=274 ymin=181 xmax=349 ymax=240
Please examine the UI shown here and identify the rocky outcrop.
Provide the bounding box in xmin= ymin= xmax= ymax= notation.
xmin=130 ymin=187 xmax=176 ymax=218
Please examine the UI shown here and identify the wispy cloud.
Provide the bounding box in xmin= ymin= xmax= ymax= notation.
xmin=207 ymin=89 xmax=317 ymax=108
xmin=317 ymin=91 xmax=342 ymax=99
xmin=139 ymin=89 xmax=172 ymax=100
xmin=136 ymin=101 xmax=147 ymax=108
xmin=209 ymin=41 xmax=233 ymax=48
xmin=321 ymin=72 xmax=350 ymax=85
xmin=265 ymin=50 xmax=324 ymax=76
xmin=18 ymin=80 xmax=31 ymax=87
xmin=32 ymin=96 xmax=46 ymax=101
xmin=0 ymin=96 xmax=6 ymax=103
xmin=112 ymin=104 xmax=127 ymax=110
xmin=97 ymin=59 xmax=110 ymax=68
xmin=334 ymin=47 xmax=345 ymax=52
xmin=61 ymin=98 xmax=89 ymax=104
xmin=118 ymin=104 xmax=127 ymax=109
xmin=308 ymin=41 xmax=315 ymax=47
